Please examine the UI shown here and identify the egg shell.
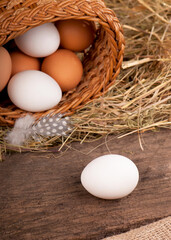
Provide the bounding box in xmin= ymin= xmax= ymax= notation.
xmin=55 ymin=19 xmax=96 ymax=51
xmin=41 ymin=49 xmax=83 ymax=92
xmin=7 ymin=70 xmax=62 ymax=112
xmin=15 ymin=23 xmax=60 ymax=57
xmin=81 ymin=154 xmax=139 ymax=200
xmin=10 ymin=51 xmax=40 ymax=76
xmin=0 ymin=47 xmax=12 ymax=92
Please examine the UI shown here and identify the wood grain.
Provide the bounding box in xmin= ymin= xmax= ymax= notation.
xmin=0 ymin=129 xmax=171 ymax=240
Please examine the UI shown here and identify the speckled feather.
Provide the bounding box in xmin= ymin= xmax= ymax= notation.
xmin=32 ymin=113 xmax=72 ymax=137
xmin=5 ymin=113 xmax=72 ymax=145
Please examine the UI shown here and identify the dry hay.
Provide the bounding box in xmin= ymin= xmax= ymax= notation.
xmin=0 ymin=0 xmax=171 ymax=159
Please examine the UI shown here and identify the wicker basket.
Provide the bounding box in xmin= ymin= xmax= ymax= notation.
xmin=0 ymin=0 xmax=125 ymax=126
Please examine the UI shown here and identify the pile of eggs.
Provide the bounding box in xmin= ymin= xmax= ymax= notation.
xmin=0 ymin=20 xmax=96 ymax=112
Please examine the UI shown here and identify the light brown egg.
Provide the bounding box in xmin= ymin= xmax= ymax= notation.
xmin=41 ymin=49 xmax=83 ymax=92
xmin=0 ymin=47 xmax=12 ymax=92
xmin=55 ymin=19 xmax=96 ymax=52
xmin=10 ymin=51 xmax=40 ymax=76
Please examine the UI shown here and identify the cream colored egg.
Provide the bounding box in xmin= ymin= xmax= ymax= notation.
xmin=7 ymin=70 xmax=62 ymax=112
xmin=81 ymin=154 xmax=139 ymax=200
xmin=15 ymin=23 xmax=60 ymax=57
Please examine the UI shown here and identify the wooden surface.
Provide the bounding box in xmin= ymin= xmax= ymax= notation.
xmin=0 ymin=129 xmax=171 ymax=240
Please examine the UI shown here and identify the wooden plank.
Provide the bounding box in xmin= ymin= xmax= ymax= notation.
xmin=0 ymin=129 xmax=171 ymax=240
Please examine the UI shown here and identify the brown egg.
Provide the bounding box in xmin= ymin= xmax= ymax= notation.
xmin=10 ymin=51 xmax=40 ymax=76
xmin=0 ymin=47 xmax=12 ymax=92
xmin=55 ymin=19 xmax=96 ymax=52
xmin=41 ymin=49 xmax=83 ymax=92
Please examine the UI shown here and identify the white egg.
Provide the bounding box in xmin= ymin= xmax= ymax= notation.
xmin=7 ymin=70 xmax=62 ymax=112
xmin=81 ymin=154 xmax=139 ymax=200
xmin=15 ymin=23 xmax=60 ymax=57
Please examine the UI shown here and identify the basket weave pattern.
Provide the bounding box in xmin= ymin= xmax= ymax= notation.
xmin=0 ymin=0 xmax=125 ymax=126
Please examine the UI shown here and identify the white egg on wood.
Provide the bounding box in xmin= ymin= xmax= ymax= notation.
xmin=81 ymin=154 xmax=139 ymax=200
xmin=7 ymin=70 xmax=62 ymax=112
xmin=15 ymin=23 xmax=60 ymax=57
